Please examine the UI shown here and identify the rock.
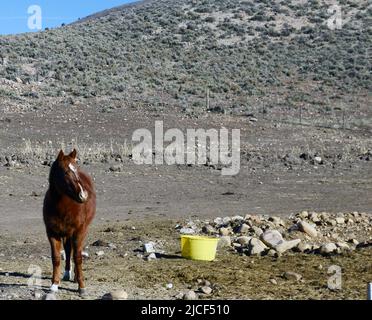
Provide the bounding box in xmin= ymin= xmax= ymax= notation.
xmin=198 ymin=279 xmax=211 ymax=286
xmin=328 ymin=220 xmax=337 ymax=227
xmin=268 ymin=216 xmax=284 ymax=226
xmin=42 ymin=293 xmax=56 ymax=300
xmin=282 ymin=271 xmax=302 ymax=281
xmin=339 ymin=242 xmax=352 ymax=252
xmin=222 ymin=217 xmax=232 ymax=225
xmin=60 ymin=250 xmax=66 ymax=261
xmin=346 ymin=218 xmax=354 ymax=224
xmin=146 ymin=253 xmax=157 ymax=261
xmin=200 ymin=286 xmax=212 ymax=295
xmin=260 ymin=230 xmax=284 ymax=248
xmin=298 ymin=220 xmax=318 ymax=237
xmin=92 ymin=240 xmax=109 ymax=247
xmin=348 ymin=238 xmax=359 ymax=245
xmin=102 ymin=290 xmax=128 ymax=300
xmin=231 ymin=215 xmax=244 ymax=221
xmin=34 ymin=291 xmax=42 ymax=299
xmin=320 ymin=243 xmax=337 ymax=255
xmin=269 ymin=278 xmax=278 ymax=285
xmin=237 ymin=223 xmax=250 ymax=234
xmin=108 ymin=243 xmax=117 ymax=250
xmin=96 ymin=251 xmax=105 ymax=257
xmin=219 ymin=227 xmax=230 ymax=236
xmin=202 ymin=225 xmax=216 ymax=234
xmin=248 ymin=238 xmax=267 ymax=256
xmin=82 ymin=251 xmax=89 ymax=258
xmin=109 ymin=165 xmax=122 ymax=172
xmin=179 ymin=228 xmax=195 ymax=235
xmin=298 ymin=211 xmax=309 ymax=219
xmin=183 ymin=290 xmax=198 ymax=300
xmin=296 ymin=242 xmax=312 ymax=253
xmin=166 ymin=283 xmax=173 ymax=289
xmin=218 ymin=236 xmax=231 ymax=248
xmin=236 ymin=236 xmax=251 ymax=246
xmin=250 ymin=215 xmax=262 ymax=223
xmin=143 ymin=242 xmax=156 ymax=253
xmin=275 ymin=239 xmax=301 ymax=254
xmin=213 ymin=217 xmax=223 ymax=226
xmin=251 ymin=226 xmax=263 ymax=236
xmin=335 ymin=217 xmax=345 ymax=224
xmin=267 ymin=249 xmax=277 ymax=257
xmin=314 ymin=156 xmax=322 ymax=164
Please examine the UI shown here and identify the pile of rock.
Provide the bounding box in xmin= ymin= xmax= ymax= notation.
xmin=187 ymin=211 xmax=371 ymax=257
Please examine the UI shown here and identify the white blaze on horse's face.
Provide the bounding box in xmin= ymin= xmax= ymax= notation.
xmin=69 ymin=163 xmax=88 ymax=202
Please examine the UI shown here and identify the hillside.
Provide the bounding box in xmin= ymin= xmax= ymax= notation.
xmin=0 ymin=0 xmax=370 ymax=119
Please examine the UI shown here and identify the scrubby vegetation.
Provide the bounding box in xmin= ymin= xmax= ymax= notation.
xmin=0 ymin=0 xmax=370 ymax=117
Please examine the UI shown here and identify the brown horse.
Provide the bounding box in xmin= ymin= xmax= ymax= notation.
xmin=43 ymin=149 xmax=96 ymax=296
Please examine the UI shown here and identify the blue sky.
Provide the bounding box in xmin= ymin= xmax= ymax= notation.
xmin=0 ymin=0 xmax=135 ymax=35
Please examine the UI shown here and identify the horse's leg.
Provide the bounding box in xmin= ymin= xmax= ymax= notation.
xmin=62 ymin=237 xmax=73 ymax=281
xmin=72 ymin=231 xmax=87 ymax=296
xmin=48 ymin=236 xmax=62 ymax=292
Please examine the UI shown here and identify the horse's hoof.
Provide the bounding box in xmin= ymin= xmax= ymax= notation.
xmin=78 ymin=288 xmax=87 ymax=297
xmin=50 ymin=284 xmax=59 ymax=293
xmin=62 ymin=271 xmax=72 ymax=281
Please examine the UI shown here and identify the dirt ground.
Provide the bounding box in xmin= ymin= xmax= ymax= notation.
xmin=0 ymin=101 xmax=371 ymax=300
xmin=0 ymin=219 xmax=371 ymax=300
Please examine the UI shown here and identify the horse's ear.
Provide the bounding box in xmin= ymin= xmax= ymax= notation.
xmin=69 ymin=149 xmax=77 ymax=160
xmin=57 ymin=150 xmax=64 ymax=161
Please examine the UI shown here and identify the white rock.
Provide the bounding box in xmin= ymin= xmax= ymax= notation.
xmin=82 ymin=251 xmax=89 ymax=258
xmin=218 ymin=236 xmax=231 ymax=248
xmin=296 ymin=242 xmax=312 ymax=253
xmin=200 ymin=286 xmax=212 ymax=295
xmin=314 ymin=156 xmax=322 ymax=164
xmin=42 ymin=293 xmax=56 ymax=300
xmin=251 ymin=226 xmax=263 ymax=236
xmin=283 ymin=271 xmax=302 ymax=281
xmin=219 ymin=227 xmax=230 ymax=236
xmin=298 ymin=220 xmax=318 ymax=237
xmin=166 ymin=283 xmax=173 ymax=290
xmin=320 ymin=243 xmax=337 ymax=255
xmin=203 ymin=225 xmax=216 ymax=234
xmin=143 ymin=242 xmax=156 ymax=253
xmin=96 ymin=251 xmax=105 ymax=257
xmin=248 ymin=238 xmax=267 ymax=255
xmin=269 ymin=278 xmax=278 ymax=285
xmin=298 ymin=211 xmax=309 ymax=218
xmin=336 ymin=242 xmax=350 ymax=251
xmin=183 ymin=290 xmax=198 ymax=300
xmin=237 ymin=223 xmax=250 ymax=234
xmin=102 ymin=290 xmax=128 ymax=300
xmin=335 ymin=217 xmax=345 ymax=224
xmin=222 ymin=217 xmax=232 ymax=225
xmin=275 ymin=239 xmax=301 ymax=254
xmin=236 ymin=236 xmax=251 ymax=246
xmin=231 ymin=215 xmax=244 ymax=221
xmin=260 ymin=230 xmax=284 ymax=248
xmin=146 ymin=253 xmax=157 ymax=261
xmin=269 ymin=216 xmax=284 ymax=226
xmin=180 ymin=228 xmax=195 ymax=235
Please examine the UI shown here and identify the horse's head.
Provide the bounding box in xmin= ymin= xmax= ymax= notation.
xmin=50 ymin=149 xmax=89 ymax=203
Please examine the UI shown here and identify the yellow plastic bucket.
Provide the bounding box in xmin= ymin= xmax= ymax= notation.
xmin=181 ymin=235 xmax=219 ymax=261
